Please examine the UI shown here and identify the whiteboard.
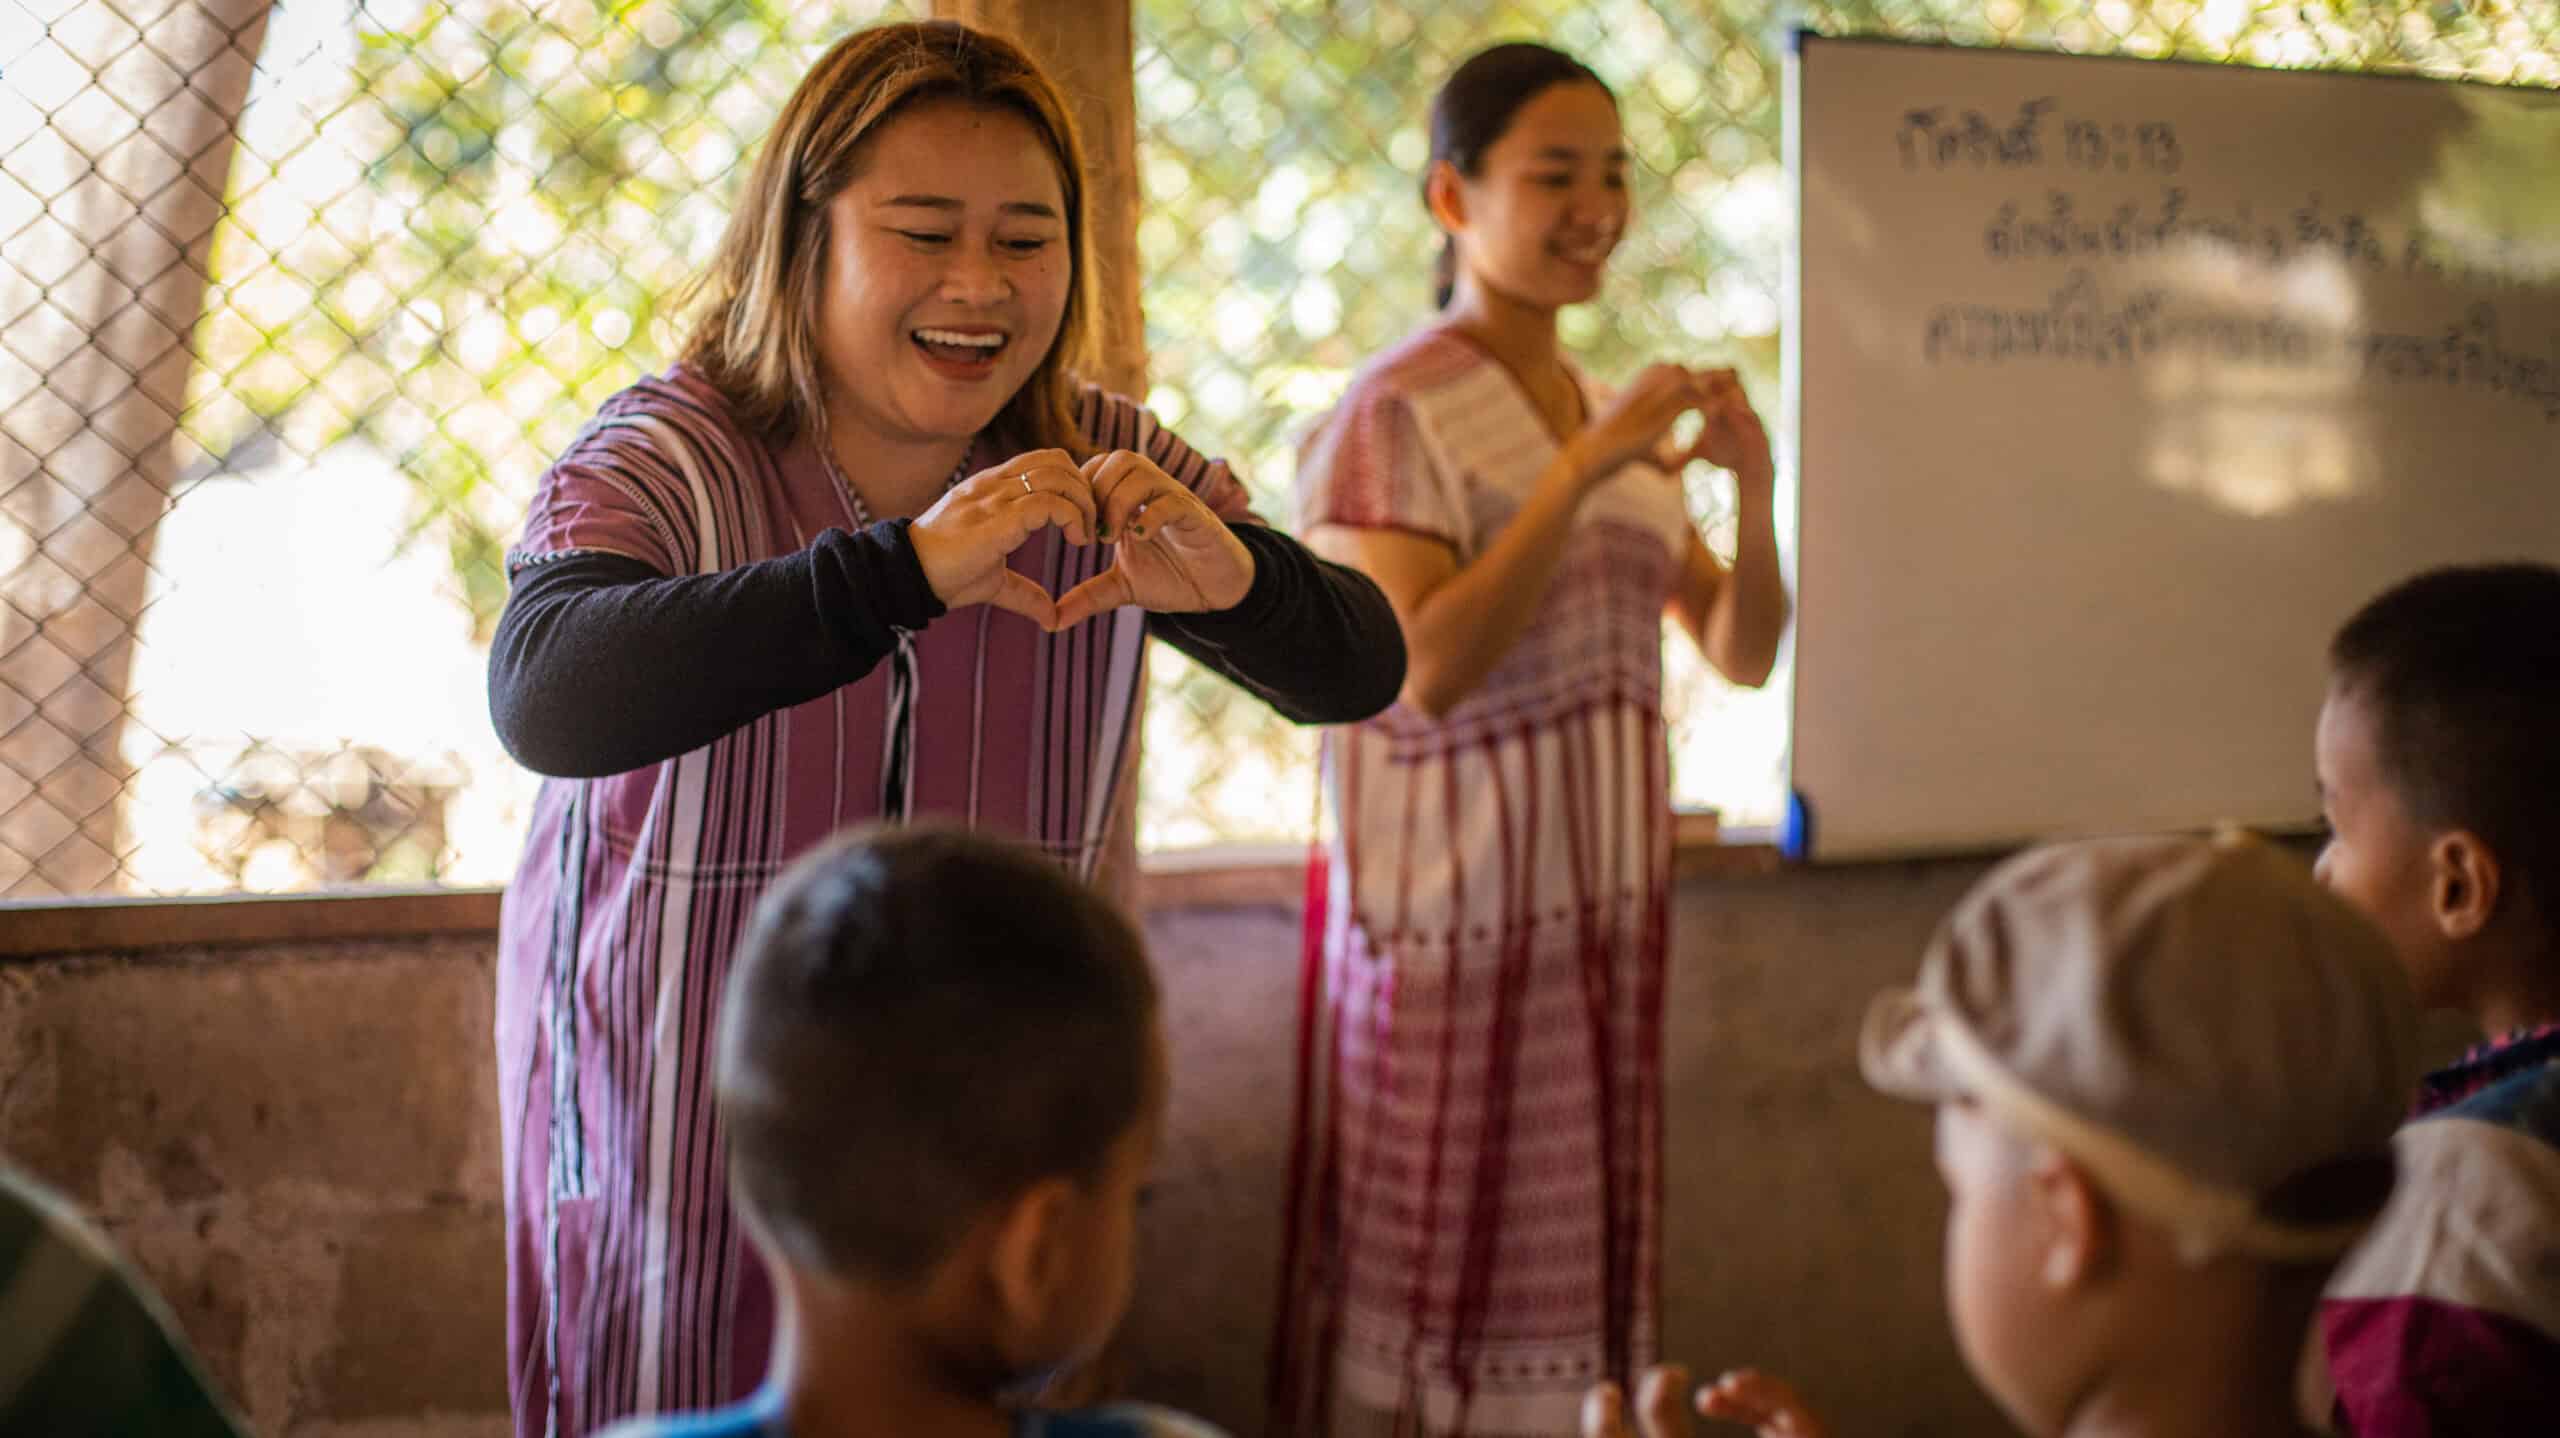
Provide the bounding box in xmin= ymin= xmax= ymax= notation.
xmin=1784 ymin=35 xmax=2560 ymax=861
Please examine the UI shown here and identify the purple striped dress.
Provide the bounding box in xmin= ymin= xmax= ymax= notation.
xmin=495 ymin=367 xmax=1255 ymax=1437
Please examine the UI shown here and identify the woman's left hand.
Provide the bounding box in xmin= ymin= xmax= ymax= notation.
xmin=1657 ymin=368 xmax=1774 ymax=499
xmin=1052 ymin=450 xmax=1256 ymax=629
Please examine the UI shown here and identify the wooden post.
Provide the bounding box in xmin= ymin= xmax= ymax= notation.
xmin=0 ymin=0 xmax=278 ymax=895
xmin=931 ymin=0 xmax=1148 ymax=397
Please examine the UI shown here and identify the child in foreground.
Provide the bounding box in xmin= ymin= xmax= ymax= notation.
xmin=595 ymin=826 xmax=1223 ymax=1438
xmin=2305 ymin=562 xmax=2560 ymax=1432
xmin=1588 ymin=832 xmax=2421 ymax=1438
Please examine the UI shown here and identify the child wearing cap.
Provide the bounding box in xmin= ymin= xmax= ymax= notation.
xmin=1588 ymin=833 xmax=2421 ymax=1438
xmin=2307 ymin=562 xmax=2560 ymax=1434
xmin=593 ymin=826 xmax=1224 ymax=1438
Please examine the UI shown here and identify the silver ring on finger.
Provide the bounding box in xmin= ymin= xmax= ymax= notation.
xmin=1021 ymin=475 xmax=1035 ymax=495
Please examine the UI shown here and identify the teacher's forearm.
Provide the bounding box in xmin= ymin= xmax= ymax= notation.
xmin=487 ymin=526 xmax=943 ymax=778
xmin=1152 ymin=525 xmax=1406 ymax=724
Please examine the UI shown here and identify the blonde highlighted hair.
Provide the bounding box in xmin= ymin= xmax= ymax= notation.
xmin=678 ymin=21 xmax=1095 ymax=453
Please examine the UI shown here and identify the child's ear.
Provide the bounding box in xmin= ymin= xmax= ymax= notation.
xmin=987 ymin=1177 xmax=1079 ymax=1340
xmin=2429 ymin=830 xmax=2501 ymax=941
xmin=1424 ymin=160 xmax=1469 ymax=235
xmin=2029 ymin=1153 xmax=2114 ymax=1291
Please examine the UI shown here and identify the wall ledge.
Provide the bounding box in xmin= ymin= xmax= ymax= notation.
xmin=0 ymin=887 xmax=507 ymax=960
xmin=0 ymin=834 xmax=1788 ymax=959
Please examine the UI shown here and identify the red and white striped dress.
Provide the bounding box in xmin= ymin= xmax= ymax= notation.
xmin=1272 ymin=328 xmax=1691 ymax=1438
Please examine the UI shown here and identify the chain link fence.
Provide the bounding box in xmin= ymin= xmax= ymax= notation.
xmin=5 ymin=1 xmax=2554 ymax=894
xmin=2 ymin=0 xmax=914 ymax=896
xmin=1125 ymin=0 xmax=2560 ymax=846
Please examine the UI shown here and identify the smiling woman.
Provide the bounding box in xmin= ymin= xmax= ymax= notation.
xmin=1269 ymin=41 xmax=1790 ymax=1438
xmin=479 ymin=21 xmax=1404 ymax=1438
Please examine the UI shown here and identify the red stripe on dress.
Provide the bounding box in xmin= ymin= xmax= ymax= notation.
xmin=1269 ymin=830 xmax=1334 ymax=1432
xmin=1348 ymin=923 xmax=1399 ymax=1411
xmin=1449 ymin=727 xmax=1540 ymax=1419
xmin=1628 ymin=703 xmax=1669 ymax=1373
xmin=1271 ymin=726 xmax=1365 ymax=1427
xmin=1405 ymin=756 xmax=1470 ymax=1413
xmin=1390 ymin=735 xmax=1422 ymax=943
xmin=1567 ymin=711 xmax=1629 ymax=1384
xmin=1314 ymin=737 xmax=1389 ymax=1431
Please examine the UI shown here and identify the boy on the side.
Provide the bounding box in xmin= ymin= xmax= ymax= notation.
xmin=1589 ymin=832 xmax=2421 ymax=1438
xmin=2307 ymin=562 xmax=2560 ymax=1433
xmin=0 ymin=1156 xmax=248 ymax=1436
xmin=596 ymin=826 xmax=1222 ymax=1438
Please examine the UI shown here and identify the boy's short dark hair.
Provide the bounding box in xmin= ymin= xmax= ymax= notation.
xmin=2330 ymin=562 xmax=2560 ymax=948
xmin=716 ymin=826 xmax=1157 ymax=1286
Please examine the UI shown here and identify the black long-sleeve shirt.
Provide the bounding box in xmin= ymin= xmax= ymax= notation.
xmin=488 ymin=519 xmax=1403 ymax=779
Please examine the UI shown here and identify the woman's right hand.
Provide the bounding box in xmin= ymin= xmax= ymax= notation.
xmin=1563 ymin=363 xmax=1707 ymax=493
xmin=908 ymin=449 xmax=1098 ymax=627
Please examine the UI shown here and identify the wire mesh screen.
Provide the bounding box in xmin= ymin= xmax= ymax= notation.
xmin=1 ymin=0 xmax=914 ymax=896
xmin=5 ymin=1 xmax=2555 ymax=894
xmin=1125 ymin=0 xmax=2560 ymax=848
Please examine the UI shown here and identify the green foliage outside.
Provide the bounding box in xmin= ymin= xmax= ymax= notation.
xmin=189 ymin=0 xmax=914 ymax=636
xmin=180 ymin=0 xmax=2559 ymax=848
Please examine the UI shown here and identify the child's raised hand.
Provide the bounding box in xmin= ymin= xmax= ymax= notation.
xmin=1696 ymin=1368 xmax=1831 ymax=1438
xmin=1584 ymin=1363 xmax=1829 ymax=1438
xmin=1582 ymin=1379 xmax=1632 ymax=1438
xmin=1581 ymin=1365 xmax=1696 ymax=1438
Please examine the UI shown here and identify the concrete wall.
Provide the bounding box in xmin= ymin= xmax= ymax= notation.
xmin=0 ymin=938 xmax=509 ymax=1438
xmin=0 ymin=860 xmax=2030 ymax=1437
xmin=1130 ymin=860 xmax=2013 ymax=1438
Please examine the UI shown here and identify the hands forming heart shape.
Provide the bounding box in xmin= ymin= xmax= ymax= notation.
xmin=1569 ymin=364 xmax=1774 ymax=501
xmin=1653 ymin=367 xmax=1773 ymax=495
xmin=906 ymin=448 xmax=1257 ymax=632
